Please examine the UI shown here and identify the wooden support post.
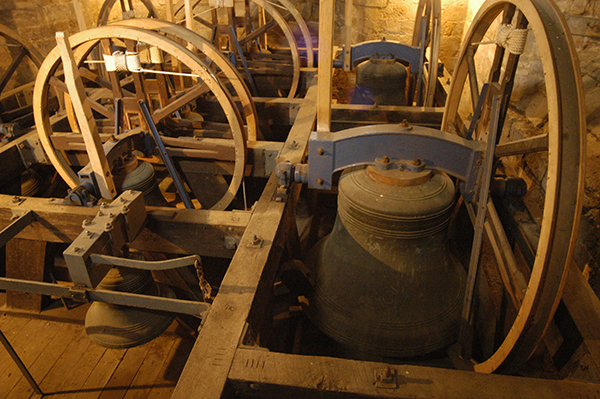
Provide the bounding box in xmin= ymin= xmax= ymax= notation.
xmin=316 ymin=0 xmax=334 ymax=133
xmin=55 ymin=32 xmax=116 ymax=199
xmin=71 ymin=0 xmax=87 ymax=32
xmin=5 ymin=238 xmax=49 ymax=311
xmin=172 ymin=79 xmax=318 ymax=399
xmin=166 ymin=0 xmax=175 ymax=22
xmin=344 ymin=0 xmax=352 ymax=71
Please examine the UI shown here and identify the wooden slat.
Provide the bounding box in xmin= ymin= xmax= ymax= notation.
xmin=97 ymin=344 xmax=154 ymax=399
xmin=316 ymin=0 xmax=334 ymax=133
xmin=145 ymin=330 xmax=195 ymax=399
xmin=0 ymin=317 xmax=58 ymax=397
xmin=37 ymin=331 xmax=104 ymax=398
xmin=0 ymin=317 xmax=32 ymax=378
xmin=3 ymin=321 xmax=80 ymax=399
xmin=71 ymin=348 xmax=127 ymax=399
xmin=226 ymin=348 xmax=600 ymax=399
xmin=121 ymin=329 xmax=178 ymax=399
xmin=171 ymin=79 xmax=318 ymax=399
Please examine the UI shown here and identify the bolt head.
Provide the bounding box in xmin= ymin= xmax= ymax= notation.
xmin=317 ymin=178 xmax=324 ymax=185
xmin=317 ymin=147 xmax=325 ymax=156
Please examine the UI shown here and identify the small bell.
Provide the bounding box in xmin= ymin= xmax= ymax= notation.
xmin=85 ymin=267 xmax=175 ymax=348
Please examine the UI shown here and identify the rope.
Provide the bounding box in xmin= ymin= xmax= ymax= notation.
xmin=473 ymin=24 xmax=529 ymax=55
xmin=98 ymin=50 xmax=204 ymax=79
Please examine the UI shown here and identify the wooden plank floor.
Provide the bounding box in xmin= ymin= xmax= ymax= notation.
xmin=0 ymin=298 xmax=196 ymax=399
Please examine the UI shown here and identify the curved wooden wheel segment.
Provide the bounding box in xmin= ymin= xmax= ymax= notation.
xmin=443 ymin=0 xmax=585 ymax=373
xmin=33 ymin=25 xmax=247 ymax=210
xmin=411 ymin=0 xmax=441 ymax=107
xmin=0 ymin=23 xmax=45 ymax=122
xmin=96 ymin=0 xmax=160 ymax=26
xmin=173 ymin=0 xmax=303 ymax=98
xmin=114 ymin=18 xmax=259 ymax=141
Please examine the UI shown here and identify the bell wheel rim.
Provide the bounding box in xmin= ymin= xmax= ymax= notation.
xmin=442 ymin=0 xmax=585 ymax=373
xmin=33 ymin=25 xmax=247 ymax=210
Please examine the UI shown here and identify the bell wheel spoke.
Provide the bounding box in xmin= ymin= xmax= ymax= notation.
xmin=442 ymin=0 xmax=584 ymax=373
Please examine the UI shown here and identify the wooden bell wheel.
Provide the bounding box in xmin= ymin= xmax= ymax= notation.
xmin=33 ymin=25 xmax=247 ymax=210
xmin=442 ymin=0 xmax=585 ymax=373
xmin=0 ymin=23 xmax=46 ymax=127
xmin=411 ymin=0 xmax=441 ymax=107
xmin=114 ymin=18 xmax=259 ymax=142
xmin=96 ymin=0 xmax=159 ymax=26
xmin=173 ymin=0 xmax=302 ymax=98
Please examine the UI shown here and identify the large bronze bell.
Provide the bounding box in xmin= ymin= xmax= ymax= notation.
xmin=355 ymin=54 xmax=408 ymax=106
xmin=305 ymin=164 xmax=465 ymax=357
xmin=85 ymin=267 xmax=175 ymax=348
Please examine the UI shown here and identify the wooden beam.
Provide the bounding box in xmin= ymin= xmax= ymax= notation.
xmin=555 ymin=261 xmax=600 ymax=380
xmin=316 ymin=0 xmax=334 ymax=133
xmin=226 ymin=348 xmax=600 ymax=399
xmin=55 ymin=32 xmax=116 ymax=199
xmin=172 ymin=79 xmax=318 ymax=399
xmin=5 ymin=238 xmax=49 ymax=311
xmin=0 ymin=195 xmax=250 ymax=259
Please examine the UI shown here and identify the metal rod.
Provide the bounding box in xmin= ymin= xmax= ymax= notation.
xmin=0 ymin=210 xmax=35 ymax=248
xmin=459 ymin=94 xmax=503 ymax=360
xmin=114 ymin=97 xmax=122 ymax=138
xmin=0 ymin=277 xmax=210 ymax=317
xmin=138 ymin=99 xmax=195 ymax=209
xmin=0 ymin=329 xmax=43 ymax=395
xmin=89 ymin=253 xmax=201 ymax=270
xmin=229 ymin=25 xmax=259 ymax=96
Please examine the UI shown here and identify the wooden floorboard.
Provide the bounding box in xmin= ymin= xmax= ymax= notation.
xmin=0 ymin=317 xmax=57 ymax=397
xmin=0 ymin=301 xmax=195 ymax=399
xmin=4 ymin=321 xmax=79 ymax=399
xmin=146 ymin=330 xmax=196 ymax=399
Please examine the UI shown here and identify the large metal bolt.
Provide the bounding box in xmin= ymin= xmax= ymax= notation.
xmin=252 ymin=234 xmax=261 ymax=245
xmin=400 ymin=119 xmax=412 ymax=130
xmin=317 ymin=178 xmax=324 ymax=185
xmin=317 ymin=147 xmax=325 ymax=156
xmin=105 ymin=222 xmax=113 ymax=231
xmin=224 ymin=236 xmax=238 ymax=250
xmin=413 ymin=158 xmax=422 ymax=166
xmin=381 ymin=156 xmax=390 ymax=164
xmin=82 ymin=219 xmax=91 ymax=227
